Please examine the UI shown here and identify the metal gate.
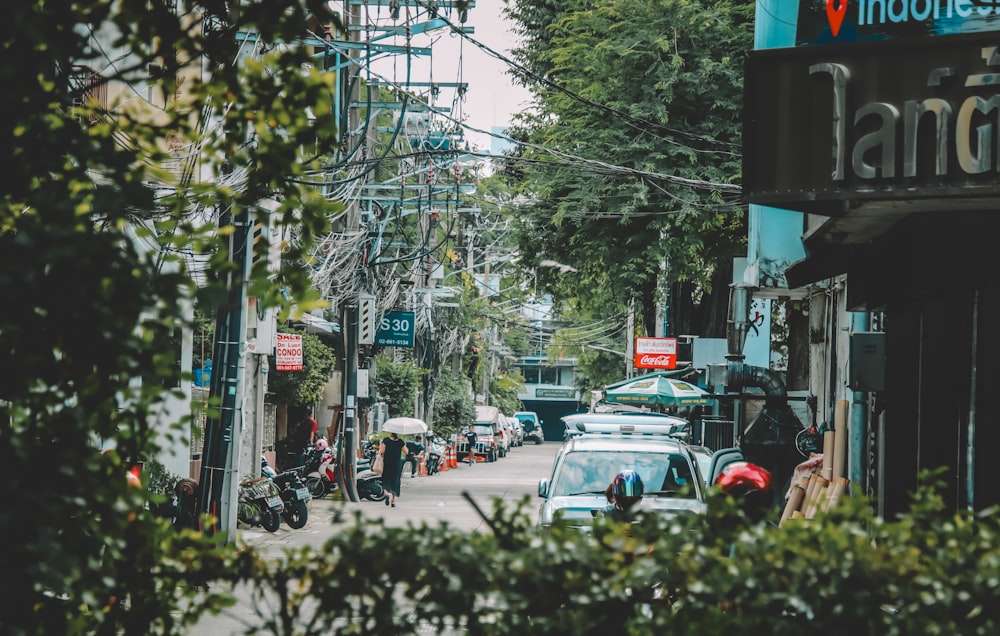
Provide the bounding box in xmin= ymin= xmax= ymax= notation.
xmin=698 ymin=416 xmax=737 ymax=451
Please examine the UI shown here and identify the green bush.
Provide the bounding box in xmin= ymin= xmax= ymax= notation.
xmin=209 ymin=481 xmax=1000 ymax=635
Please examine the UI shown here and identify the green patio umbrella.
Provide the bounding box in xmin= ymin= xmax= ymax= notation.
xmin=604 ymin=371 xmax=714 ymax=406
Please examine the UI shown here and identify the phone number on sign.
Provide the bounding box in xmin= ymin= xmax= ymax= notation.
xmin=377 ymin=339 xmax=411 ymax=346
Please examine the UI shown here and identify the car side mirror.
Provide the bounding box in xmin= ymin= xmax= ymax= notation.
xmin=538 ymin=479 xmax=548 ymax=498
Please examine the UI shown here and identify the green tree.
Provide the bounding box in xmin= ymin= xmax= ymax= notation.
xmin=1 ymin=1 xmax=342 ymax=632
xmin=372 ymin=355 xmax=423 ymax=418
xmin=266 ymin=328 xmax=338 ymax=408
xmin=503 ymin=0 xmax=753 ymax=338
xmin=489 ymin=371 xmax=525 ymax=415
xmin=430 ymin=368 xmax=476 ymax=436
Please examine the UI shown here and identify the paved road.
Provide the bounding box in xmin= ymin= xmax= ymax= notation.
xmin=189 ymin=440 xmax=561 ymax=634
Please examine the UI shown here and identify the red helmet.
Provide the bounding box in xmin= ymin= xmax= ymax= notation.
xmin=715 ymin=462 xmax=773 ymax=519
xmin=314 ymin=438 xmax=329 ymax=451
xmin=715 ymin=461 xmax=772 ymax=496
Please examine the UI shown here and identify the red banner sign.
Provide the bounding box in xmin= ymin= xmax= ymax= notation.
xmin=275 ymin=333 xmax=303 ymax=371
xmin=634 ymin=337 xmax=677 ymax=369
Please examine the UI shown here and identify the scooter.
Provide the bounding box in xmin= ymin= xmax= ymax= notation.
xmin=303 ymin=441 xmax=338 ymax=499
xmin=237 ymin=476 xmax=283 ymax=532
xmin=425 ymin=435 xmax=447 ymax=476
xmin=261 ymin=456 xmax=310 ymax=529
xmin=353 ymin=449 xmax=388 ymax=502
xmin=355 ymin=463 xmax=387 ymax=502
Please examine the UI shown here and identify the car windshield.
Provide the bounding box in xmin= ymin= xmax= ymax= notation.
xmin=473 ymin=425 xmax=494 ymax=436
xmin=552 ymin=449 xmax=696 ymax=498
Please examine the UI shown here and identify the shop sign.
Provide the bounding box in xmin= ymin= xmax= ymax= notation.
xmin=275 ymin=333 xmax=303 ymax=371
xmin=635 ymin=337 xmax=677 ymax=370
xmin=535 ymin=388 xmax=576 ymax=398
xmin=744 ymin=32 xmax=1000 ymax=214
xmin=796 ymin=0 xmax=1000 ymax=47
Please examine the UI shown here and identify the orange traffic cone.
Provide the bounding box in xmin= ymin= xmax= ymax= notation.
xmin=419 ymin=454 xmax=428 ymax=476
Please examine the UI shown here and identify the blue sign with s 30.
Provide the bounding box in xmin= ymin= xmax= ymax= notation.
xmin=375 ymin=311 xmax=415 ymax=347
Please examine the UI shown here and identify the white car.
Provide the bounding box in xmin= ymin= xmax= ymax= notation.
xmin=509 ymin=416 xmax=525 ymax=447
xmin=537 ymin=424 xmax=707 ymax=528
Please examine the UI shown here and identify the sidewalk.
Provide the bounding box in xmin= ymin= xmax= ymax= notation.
xmin=238 ymin=457 xmax=500 ymax=553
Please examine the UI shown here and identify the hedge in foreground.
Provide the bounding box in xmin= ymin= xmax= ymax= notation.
xmin=202 ymin=479 xmax=1000 ymax=635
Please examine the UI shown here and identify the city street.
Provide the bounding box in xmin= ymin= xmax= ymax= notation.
xmin=190 ymin=440 xmax=561 ymax=634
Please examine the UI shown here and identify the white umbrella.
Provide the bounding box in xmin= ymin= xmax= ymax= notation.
xmin=382 ymin=417 xmax=429 ymax=435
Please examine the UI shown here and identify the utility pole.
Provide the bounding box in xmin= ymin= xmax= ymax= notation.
xmin=625 ymin=298 xmax=636 ymax=379
xmin=199 ymin=203 xmax=252 ymax=538
xmin=337 ymin=0 xmax=367 ymax=503
xmin=197 ymin=0 xmax=252 ymax=539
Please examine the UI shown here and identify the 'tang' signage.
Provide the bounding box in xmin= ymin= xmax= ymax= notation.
xmin=744 ymin=32 xmax=1000 ymax=215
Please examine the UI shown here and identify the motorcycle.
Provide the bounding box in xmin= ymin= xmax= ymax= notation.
xmin=425 ymin=435 xmax=447 ymax=476
xmin=354 ymin=452 xmax=388 ymax=502
xmin=303 ymin=440 xmax=338 ymax=499
xmin=356 ymin=465 xmax=387 ymax=501
xmin=261 ymin=456 xmax=311 ymax=529
xmin=237 ymin=476 xmax=283 ymax=532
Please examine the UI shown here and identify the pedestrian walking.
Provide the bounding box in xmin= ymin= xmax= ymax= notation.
xmin=402 ymin=435 xmax=425 ymax=478
xmin=379 ymin=431 xmax=406 ymax=507
xmin=463 ymin=424 xmax=477 ymax=465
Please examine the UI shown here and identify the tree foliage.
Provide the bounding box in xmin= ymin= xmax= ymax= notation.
xmin=371 ymin=355 xmax=423 ymax=418
xmin=430 ymin=368 xmax=476 ymax=436
xmin=489 ymin=371 xmax=525 ymax=415
xmin=502 ymin=0 xmax=754 ymax=337
xmin=1 ymin=1 xmax=342 ymax=632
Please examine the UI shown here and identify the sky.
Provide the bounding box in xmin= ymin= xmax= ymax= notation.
xmin=365 ymin=2 xmax=533 ymax=152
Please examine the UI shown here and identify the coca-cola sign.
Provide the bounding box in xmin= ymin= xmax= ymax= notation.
xmin=635 ymin=337 xmax=677 ymax=369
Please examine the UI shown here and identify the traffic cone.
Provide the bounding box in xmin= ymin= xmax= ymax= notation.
xmin=449 ymin=445 xmax=458 ymax=468
xmin=419 ymin=455 xmax=428 ymax=476
xmin=440 ymin=453 xmax=449 ymax=472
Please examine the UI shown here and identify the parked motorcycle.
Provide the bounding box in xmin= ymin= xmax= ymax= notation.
xmin=355 ymin=464 xmax=387 ymax=501
xmin=261 ymin=456 xmax=311 ymax=529
xmin=425 ymin=435 xmax=447 ymax=476
xmin=303 ymin=439 xmax=337 ymax=499
xmin=237 ymin=476 xmax=283 ymax=532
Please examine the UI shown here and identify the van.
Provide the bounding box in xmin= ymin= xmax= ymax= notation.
xmin=475 ymin=405 xmax=510 ymax=457
xmin=514 ymin=411 xmax=543 ymax=444
xmin=451 ymin=405 xmax=503 ymax=463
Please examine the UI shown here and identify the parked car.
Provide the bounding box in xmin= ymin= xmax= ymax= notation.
xmin=508 ymin=416 xmax=525 ymax=447
xmin=477 ymin=406 xmax=511 ymax=457
xmin=537 ymin=426 xmax=707 ymax=528
xmin=501 ymin=416 xmax=520 ymax=450
xmin=452 ymin=406 xmax=506 ymax=462
xmin=451 ymin=424 xmax=500 ymax=463
xmin=514 ymin=411 xmax=544 ymax=444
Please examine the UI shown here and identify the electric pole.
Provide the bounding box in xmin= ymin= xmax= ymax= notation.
xmin=199 ymin=203 xmax=252 ymax=538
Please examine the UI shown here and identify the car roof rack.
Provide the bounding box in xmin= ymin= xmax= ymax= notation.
xmin=571 ymin=421 xmax=684 ymax=436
